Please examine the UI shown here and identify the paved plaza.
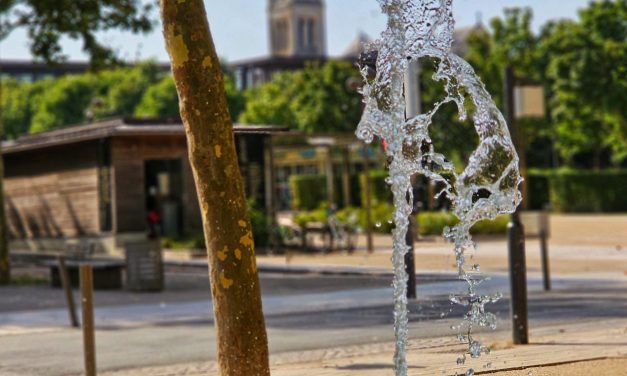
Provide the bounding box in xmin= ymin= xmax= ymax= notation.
xmin=0 ymin=214 xmax=625 ymax=375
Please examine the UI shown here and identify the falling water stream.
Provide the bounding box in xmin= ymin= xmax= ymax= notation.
xmin=356 ymin=1 xmax=522 ymax=375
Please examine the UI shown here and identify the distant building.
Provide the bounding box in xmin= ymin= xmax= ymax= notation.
xmin=0 ymin=60 xmax=170 ymax=83
xmin=231 ymin=0 xmax=331 ymax=90
xmin=269 ymin=0 xmax=327 ymax=58
xmin=2 ymin=118 xmax=285 ymax=253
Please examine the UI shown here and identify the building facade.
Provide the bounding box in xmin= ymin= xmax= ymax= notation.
xmin=2 ymin=118 xmax=284 ymax=253
xmin=231 ymin=0 xmax=332 ymax=90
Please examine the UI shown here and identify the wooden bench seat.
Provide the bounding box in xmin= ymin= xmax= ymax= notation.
xmin=46 ymin=259 xmax=125 ymax=290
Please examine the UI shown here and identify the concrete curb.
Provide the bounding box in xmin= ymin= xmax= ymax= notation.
xmin=11 ymin=250 xmax=459 ymax=281
xmin=164 ymin=258 xmax=460 ymax=282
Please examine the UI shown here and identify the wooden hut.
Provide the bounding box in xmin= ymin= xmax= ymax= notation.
xmin=2 ymin=118 xmax=283 ymax=253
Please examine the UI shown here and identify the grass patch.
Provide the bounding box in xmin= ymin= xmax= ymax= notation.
xmin=11 ymin=273 xmax=48 ymax=285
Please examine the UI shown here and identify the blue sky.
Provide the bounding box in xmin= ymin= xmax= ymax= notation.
xmin=0 ymin=0 xmax=592 ymax=63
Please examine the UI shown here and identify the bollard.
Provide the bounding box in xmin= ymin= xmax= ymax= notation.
xmin=57 ymin=255 xmax=79 ymax=328
xmin=80 ymin=265 xmax=97 ymax=376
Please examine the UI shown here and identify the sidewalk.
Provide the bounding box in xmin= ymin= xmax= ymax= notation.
xmin=252 ymin=213 xmax=627 ymax=276
xmin=100 ymin=318 xmax=627 ymax=375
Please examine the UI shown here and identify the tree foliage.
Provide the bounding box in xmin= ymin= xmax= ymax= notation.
xmin=0 ymin=0 xmax=155 ymax=68
xmin=240 ymin=61 xmax=362 ymax=134
xmin=460 ymin=2 xmax=626 ymax=168
xmin=1 ymin=61 xmax=245 ymax=136
xmin=538 ymin=0 xmax=627 ymax=165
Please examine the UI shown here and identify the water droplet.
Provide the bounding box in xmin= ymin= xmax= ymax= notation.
xmin=469 ymin=340 xmax=482 ymax=358
xmin=466 ymin=369 xmax=475 ymax=376
xmin=456 ymin=356 xmax=465 ymax=365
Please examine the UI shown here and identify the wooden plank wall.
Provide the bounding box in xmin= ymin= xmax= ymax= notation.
xmin=110 ymin=135 xmax=202 ymax=234
xmin=4 ymin=141 xmax=100 ymax=239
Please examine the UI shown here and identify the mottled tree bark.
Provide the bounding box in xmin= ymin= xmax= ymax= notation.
xmin=160 ymin=1 xmax=270 ymax=375
xmin=0 ymin=150 xmax=9 ymax=285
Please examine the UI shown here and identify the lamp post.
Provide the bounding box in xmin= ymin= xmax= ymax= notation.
xmin=504 ymin=66 xmax=529 ymax=345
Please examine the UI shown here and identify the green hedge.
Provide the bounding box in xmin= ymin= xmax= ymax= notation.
xmin=289 ymin=174 xmax=327 ymax=210
xmin=417 ymin=211 xmax=458 ymax=236
xmin=527 ymin=171 xmax=550 ymax=210
xmin=548 ymin=169 xmax=627 ymax=212
xmin=528 ymin=169 xmax=627 ymax=212
xmin=416 ymin=212 xmax=508 ymax=236
xmin=162 ymin=199 xmax=270 ymax=250
xmin=359 ymin=170 xmax=391 ymax=206
xmin=294 ymin=206 xmax=508 ymax=236
xmin=248 ymin=199 xmax=270 ymax=248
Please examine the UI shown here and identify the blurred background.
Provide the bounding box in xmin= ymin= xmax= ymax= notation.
xmin=0 ymin=1 xmax=625 ymax=375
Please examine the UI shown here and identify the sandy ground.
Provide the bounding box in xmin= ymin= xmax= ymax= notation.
xmin=491 ymin=357 xmax=627 ymax=376
xmin=259 ymin=214 xmax=627 ymax=275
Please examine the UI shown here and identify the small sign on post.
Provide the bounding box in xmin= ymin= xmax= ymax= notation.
xmin=514 ymin=85 xmax=546 ymax=119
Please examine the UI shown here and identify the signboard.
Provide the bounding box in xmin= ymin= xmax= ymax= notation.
xmin=514 ymin=85 xmax=546 ymax=119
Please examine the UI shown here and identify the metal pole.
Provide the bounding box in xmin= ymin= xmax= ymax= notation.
xmin=504 ymin=66 xmax=529 ymax=345
xmin=342 ymin=146 xmax=351 ymax=208
xmin=540 ymin=229 xmax=551 ymax=291
xmin=57 ymin=255 xmax=79 ymax=328
xmin=80 ymin=265 xmax=97 ymax=376
xmin=325 ymin=146 xmax=335 ymax=206
xmin=403 ymin=59 xmax=421 ymax=300
xmin=264 ymin=136 xmax=279 ymax=253
xmin=404 ymin=202 xmax=417 ymax=299
xmin=363 ymin=145 xmax=374 ymax=254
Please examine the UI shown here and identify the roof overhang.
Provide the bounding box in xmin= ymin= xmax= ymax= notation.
xmin=1 ymin=118 xmax=289 ymax=155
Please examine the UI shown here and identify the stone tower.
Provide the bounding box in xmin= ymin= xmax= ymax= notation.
xmin=268 ymin=0 xmax=326 ymax=57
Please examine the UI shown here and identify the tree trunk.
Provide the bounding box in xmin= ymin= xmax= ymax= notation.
xmin=160 ymin=2 xmax=270 ymax=375
xmin=0 ymin=150 xmax=9 ymax=285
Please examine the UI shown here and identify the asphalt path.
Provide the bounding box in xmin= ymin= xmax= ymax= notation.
xmin=0 ymin=269 xmax=625 ymax=376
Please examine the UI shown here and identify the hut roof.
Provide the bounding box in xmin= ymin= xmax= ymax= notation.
xmin=2 ymin=118 xmax=288 ymax=155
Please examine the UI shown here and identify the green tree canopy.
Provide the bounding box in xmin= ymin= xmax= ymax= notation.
xmin=458 ymin=2 xmax=627 ymax=168
xmin=0 ymin=0 xmax=155 ymax=68
xmin=240 ymin=61 xmax=362 ymax=134
xmin=538 ymin=0 xmax=627 ymax=166
xmin=1 ymin=61 xmax=246 ymax=137
xmin=134 ymin=73 xmax=245 ymax=120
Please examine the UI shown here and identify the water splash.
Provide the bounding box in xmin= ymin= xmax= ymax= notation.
xmin=356 ymin=1 xmax=522 ymax=374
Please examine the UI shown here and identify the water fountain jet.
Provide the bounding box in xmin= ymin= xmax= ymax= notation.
xmin=356 ymin=1 xmax=522 ymax=374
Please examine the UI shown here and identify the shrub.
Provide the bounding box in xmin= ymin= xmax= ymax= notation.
xmin=293 ymin=204 xmax=328 ymax=227
xmin=526 ymin=169 xmax=627 ymax=212
xmin=161 ymin=233 xmax=205 ymax=250
xmin=471 ymin=215 xmax=509 ymax=235
xmin=547 ymin=169 xmax=627 ymax=212
xmin=248 ymin=199 xmax=269 ymax=248
xmin=359 ymin=170 xmax=391 ymax=206
xmin=417 ymin=211 xmax=458 ymax=236
xmin=417 ymin=211 xmax=508 ymax=236
xmin=289 ymin=174 xmax=327 ymax=210
xmin=527 ymin=170 xmax=550 ymax=210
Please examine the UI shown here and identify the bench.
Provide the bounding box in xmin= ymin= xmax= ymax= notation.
xmin=46 ymin=259 xmax=125 ymax=290
xmin=300 ymin=221 xmax=356 ymax=253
